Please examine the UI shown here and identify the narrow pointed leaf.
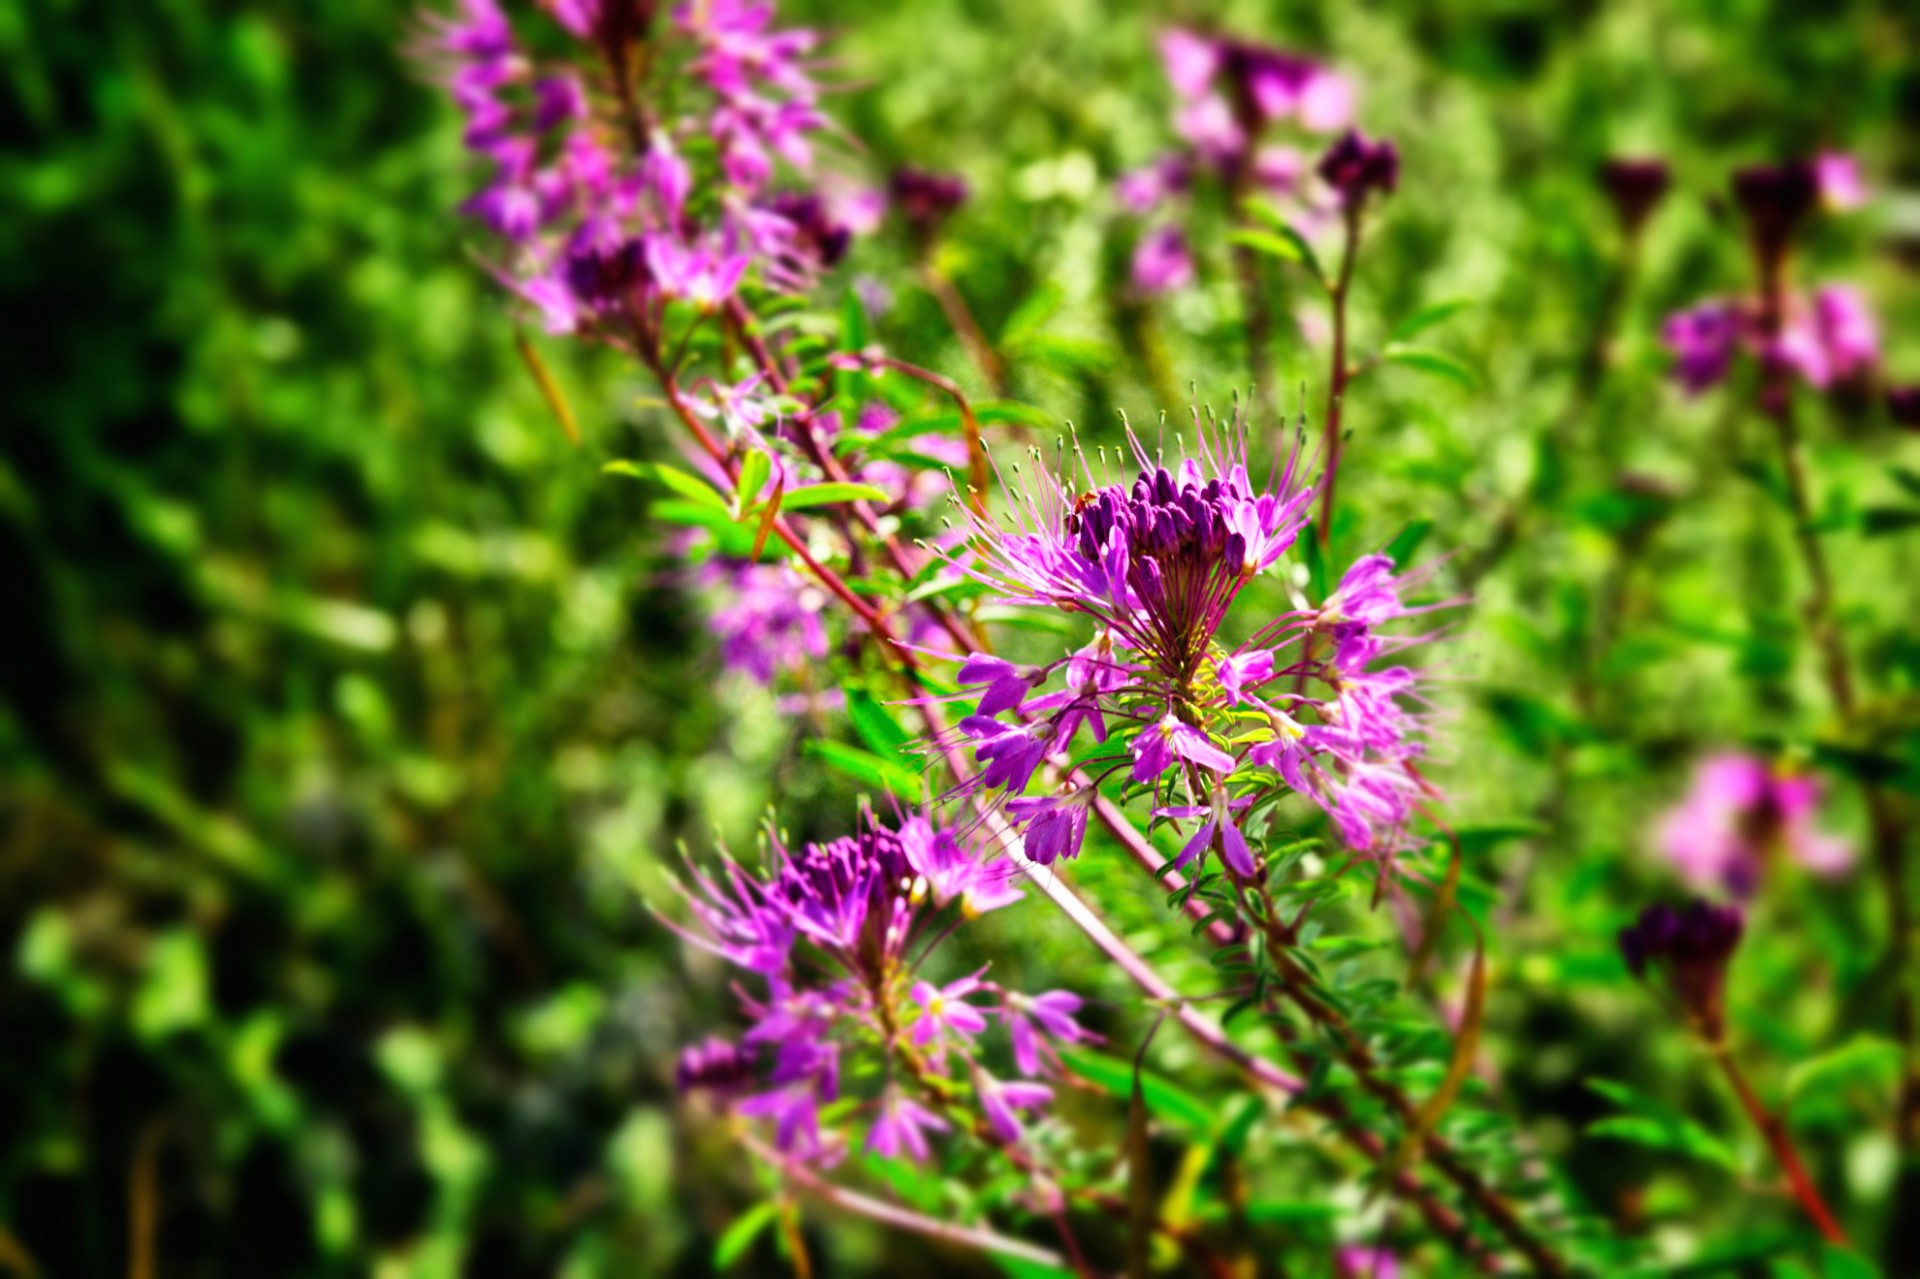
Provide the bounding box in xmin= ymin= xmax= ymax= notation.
xmin=515 ymin=329 xmax=581 ymax=446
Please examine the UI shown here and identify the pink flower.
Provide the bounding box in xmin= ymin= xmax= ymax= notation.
xmin=1132 ymin=225 xmax=1196 ymax=294
xmin=1007 ymin=990 xmax=1092 ymax=1076
xmin=1657 ymin=754 xmax=1852 ymax=897
xmin=912 ymin=973 xmax=990 ymax=1046
xmin=865 ymin=1092 xmax=949 ymax=1163
xmin=974 ymin=1069 xmax=1052 ymax=1144
xmin=1159 ymin=28 xmax=1221 ymax=99
xmin=1131 ymin=713 xmax=1235 ymax=783
xmin=1816 ymin=151 xmax=1867 ymax=211
xmin=1336 ymin=1246 xmax=1400 ymax=1279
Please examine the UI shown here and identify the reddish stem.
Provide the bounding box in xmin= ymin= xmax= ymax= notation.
xmin=1316 ymin=207 xmax=1361 ymax=549
xmin=1713 ymin=1047 xmax=1849 ymax=1244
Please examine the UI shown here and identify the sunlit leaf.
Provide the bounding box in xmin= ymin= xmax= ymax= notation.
xmin=603 ymin=459 xmax=729 ymax=510
xmin=780 ymin=482 xmax=893 ymax=510
xmin=714 ymin=1202 xmax=778 ymax=1270
xmin=1388 ymin=298 xmax=1475 ymax=343
xmin=1585 ymin=1078 xmax=1739 ymax=1172
xmin=1381 ymin=343 xmax=1479 ymax=390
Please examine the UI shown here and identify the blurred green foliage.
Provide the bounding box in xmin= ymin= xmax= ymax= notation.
xmin=3 ymin=0 xmax=1917 ymax=1275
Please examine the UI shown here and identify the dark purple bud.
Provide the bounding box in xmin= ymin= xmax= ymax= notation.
xmin=1600 ymin=157 xmax=1671 ymax=237
xmin=676 ymin=1036 xmax=756 ymax=1096
xmin=1887 ymin=385 xmax=1920 ymax=430
xmin=770 ymin=192 xmax=853 ymax=270
xmin=1317 ymin=129 xmax=1398 ymax=211
xmin=890 ymin=167 xmax=969 ymax=236
xmin=1731 ymin=161 xmax=1819 ymax=267
xmin=564 ymin=236 xmax=650 ymax=310
xmin=1621 ymin=899 xmax=1743 ymax=1037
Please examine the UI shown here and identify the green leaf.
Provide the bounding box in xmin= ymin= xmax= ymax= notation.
xmin=1452 ymin=821 xmax=1550 ymax=855
xmin=1380 ymin=343 xmax=1479 ymax=390
xmin=1585 ymin=1078 xmax=1739 ymax=1172
xmin=999 ymin=283 xmax=1064 ymax=348
xmin=1890 ymin=466 xmax=1920 ymax=502
xmin=1240 ymin=200 xmax=1325 ymax=284
xmin=603 ymin=460 xmax=728 ymax=511
xmin=1388 ymin=298 xmax=1475 ymax=343
xmin=1062 ymin=1049 xmax=1211 ymax=1131
xmin=1817 ymin=1244 xmax=1883 ymax=1279
xmin=1382 ymin=518 xmax=1433 ymax=566
xmin=803 ymin=740 xmax=923 ymax=798
xmin=714 ymin=1202 xmax=779 ymax=1270
xmin=735 ymin=449 xmax=773 ymax=509
xmin=1785 ymin=1035 xmax=1903 ymax=1105
xmin=846 ymin=690 xmax=913 ymax=758
xmin=1861 ymin=507 xmax=1920 ymax=538
xmin=1227 ymin=228 xmax=1306 ymax=264
xmin=780 ymin=482 xmax=894 ymax=510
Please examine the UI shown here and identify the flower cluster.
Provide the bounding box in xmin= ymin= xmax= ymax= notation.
xmin=1659 ymin=153 xmax=1880 ymax=398
xmin=1662 ymin=284 xmax=1880 ymax=396
xmin=1118 ymin=28 xmax=1355 ymax=295
xmin=1619 ymin=899 xmax=1745 ymax=1038
xmin=940 ymin=416 xmax=1445 ymax=873
xmin=422 ymin=0 xmax=857 ymax=337
xmin=667 ymin=809 xmax=1092 ymax=1163
xmin=698 ymin=557 xmax=829 ymax=686
xmin=1657 ymin=753 xmax=1851 ymax=898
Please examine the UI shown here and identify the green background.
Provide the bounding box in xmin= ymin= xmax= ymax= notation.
xmin=4 ymin=0 xmax=1917 ymax=1274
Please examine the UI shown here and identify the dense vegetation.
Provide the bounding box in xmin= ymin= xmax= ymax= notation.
xmin=4 ymin=1 xmax=1917 ymax=1275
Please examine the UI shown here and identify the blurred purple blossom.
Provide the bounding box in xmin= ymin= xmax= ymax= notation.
xmin=1657 ymin=754 xmax=1851 ymax=898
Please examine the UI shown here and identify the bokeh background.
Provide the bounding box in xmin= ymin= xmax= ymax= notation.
xmin=5 ymin=0 xmax=1918 ymax=1274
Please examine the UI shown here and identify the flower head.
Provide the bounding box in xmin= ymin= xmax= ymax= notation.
xmin=1657 ymin=753 xmax=1852 ymax=897
xmin=1599 ymin=157 xmax=1671 ymax=237
xmin=1317 ymin=129 xmax=1398 ymax=212
xmin=666 ymin=808 xmax=1083 ymax=1164
xmin=938 ymin=408 xmax=1445 ymax=868
xmin=1731 ymin=160 xmax=1820 ymax=268
xmin=1133 ymin=225 xmax=1196 ymax=294
xmin=1619 ymin=899 xmax=1744 ymax=1037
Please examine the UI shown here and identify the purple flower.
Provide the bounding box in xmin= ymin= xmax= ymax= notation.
xmin=1116 ymin=154 xmax=1192 ymax=214
xmin=1006 ymin=990 xmax=1091 ymax=1077
xmin=1657 ymin=754 xmax=1851 ymax=898
xmin=1006 ymin=788 xmax=1095 ymax=865
xmin=958 ymin=653 xmax=1044 ymax=717
xmin=973 ymin=1070 xmax=1053 ymax=1144
xmin=677 ymin=1036 xmax=757 ymax=1096
xmin=865 ymin=1092 xmax=949 ymax=1163
xmin=901 ymin=815 xmax=1024 ymax=918
xmin=912 ymin=973 xmax=990 ymax=1047
xmin=1317 ymin=129 xmax=1398 ymax=211
xmin=1131 ymin=713 xmax=1235 ymax=783
xmin=1619 ymin=899 xmax=1744 ymax=1037
xmin=890 ymin=166 xmax=969 ymax=238
xmin=1661 ymin=301 xmax=1743 ymax=396
xmin=700 ymin=559 xmax=828 ymax=687
xmin=1132 ymin=225 xmax=1196 ymax=294
xmin=666 ymin=807 xmax=1078 ymax=1164
xmin=963 ymin=716 xmax=1054 ymax=793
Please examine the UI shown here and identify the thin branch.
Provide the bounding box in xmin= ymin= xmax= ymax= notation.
xmin=741 ymin=1133 xmax=1067 ymax=1268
